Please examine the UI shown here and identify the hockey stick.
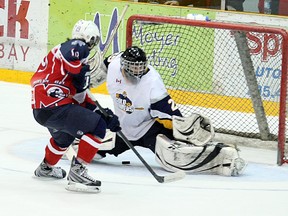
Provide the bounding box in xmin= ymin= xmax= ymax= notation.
xmin=94 ymin=100 xmax=186 ymax=183
xmin=89 ymin=4 xmax=129 ymax=71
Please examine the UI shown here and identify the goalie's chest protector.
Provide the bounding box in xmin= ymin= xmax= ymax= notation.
xmin=107 ymin=56 xmax=166 ymax=140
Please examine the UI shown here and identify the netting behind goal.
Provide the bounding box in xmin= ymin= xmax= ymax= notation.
xmin=126 ymin=14 xmax=288 ymax=165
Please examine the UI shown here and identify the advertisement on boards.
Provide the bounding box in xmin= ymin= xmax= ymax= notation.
xmin=0 ymin=0 xmax=49 ymax=71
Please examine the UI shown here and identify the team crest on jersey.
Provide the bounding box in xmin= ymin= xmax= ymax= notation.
xmin=47 ymin=87 xmax=68 ymax=98
xmin=115 ymin=91 xmax=134 ymax=114
xmin=32 ymin=83 xmax=71 ymax=108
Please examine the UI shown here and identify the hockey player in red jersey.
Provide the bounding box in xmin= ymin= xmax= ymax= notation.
xmin=31 ymin=19 xmax=121 ymax=193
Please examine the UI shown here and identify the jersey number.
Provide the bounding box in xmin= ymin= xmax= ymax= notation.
xmin=168 ymin=98 xmax=178 ymax=111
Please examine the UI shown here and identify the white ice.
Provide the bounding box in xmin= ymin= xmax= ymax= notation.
xmin=0 ymin=81 xmax=288 ymax=216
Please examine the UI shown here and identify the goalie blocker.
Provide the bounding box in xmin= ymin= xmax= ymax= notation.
xmin=155 ymin=114 xmax=246 ymax=176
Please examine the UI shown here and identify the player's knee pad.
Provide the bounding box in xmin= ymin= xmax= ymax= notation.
xmin=49 ymin=128 xmax=75 ymax=148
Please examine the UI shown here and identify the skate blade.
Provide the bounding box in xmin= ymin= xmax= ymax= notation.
xmin=65 ymin=182 xmax=101 ymax=193
xmin=33 ymin=175 xmax=65 ymax=181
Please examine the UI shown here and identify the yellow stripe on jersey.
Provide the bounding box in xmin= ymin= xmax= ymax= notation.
xmin=156 ymin=118 xmax=173 ymax=129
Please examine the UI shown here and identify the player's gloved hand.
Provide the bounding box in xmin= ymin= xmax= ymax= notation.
xmin=103 ymin=108 xmax=121 ymax=132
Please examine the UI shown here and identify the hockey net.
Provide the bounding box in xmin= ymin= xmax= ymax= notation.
xmin=126 ymin=14 xmax=288 ymax=165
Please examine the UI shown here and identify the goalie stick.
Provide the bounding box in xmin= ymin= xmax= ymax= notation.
xmin=102 ymin=4 xmax=129 ymax=57
xmin=89 ymin=4 xmax=129 ymax=71
xmin=94 ymin=100 xmax=186 ymax=183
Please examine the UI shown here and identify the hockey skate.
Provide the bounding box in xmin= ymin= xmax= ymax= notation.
xmin=66 ymin=156 xmax=101 ymax=193
xmin=34 ymin=160 xmax=66 ymax=179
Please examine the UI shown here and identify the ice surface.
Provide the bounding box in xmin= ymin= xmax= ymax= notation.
xmin=0 ymin=81 xmax=287 ymax=216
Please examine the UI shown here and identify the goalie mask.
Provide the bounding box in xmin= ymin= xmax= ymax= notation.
xmin=120 ymin=46 xmax=148 ymax=84
xmin=72 ymin=20 xmax=100 ymax=50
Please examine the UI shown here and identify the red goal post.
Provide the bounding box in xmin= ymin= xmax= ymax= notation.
xmin=126 ymin=14 xmax=288 ymax=165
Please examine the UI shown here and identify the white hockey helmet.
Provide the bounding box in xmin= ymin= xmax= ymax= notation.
xmin=72 ymin=20 xmax=100 ymax=50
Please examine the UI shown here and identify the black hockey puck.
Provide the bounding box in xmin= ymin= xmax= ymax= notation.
xmin=122 ymin=161 xmax=130 ymax=165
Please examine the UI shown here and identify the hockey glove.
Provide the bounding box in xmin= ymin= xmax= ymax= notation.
xmin=101 ymin=108 xmax=121 ymax=132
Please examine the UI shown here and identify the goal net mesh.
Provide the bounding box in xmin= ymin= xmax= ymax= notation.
xmin=126 ymin=15 xmax=288 ymax=165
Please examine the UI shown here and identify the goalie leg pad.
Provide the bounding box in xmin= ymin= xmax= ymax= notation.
xmin=98 ymin=130 xmax=116 ymax=150
xmin=155 ymin=134 xmax=246 ymax=176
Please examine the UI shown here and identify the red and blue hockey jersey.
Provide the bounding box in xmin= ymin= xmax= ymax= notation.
xmin=31 ymin=39 xmax=91 ymax=109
